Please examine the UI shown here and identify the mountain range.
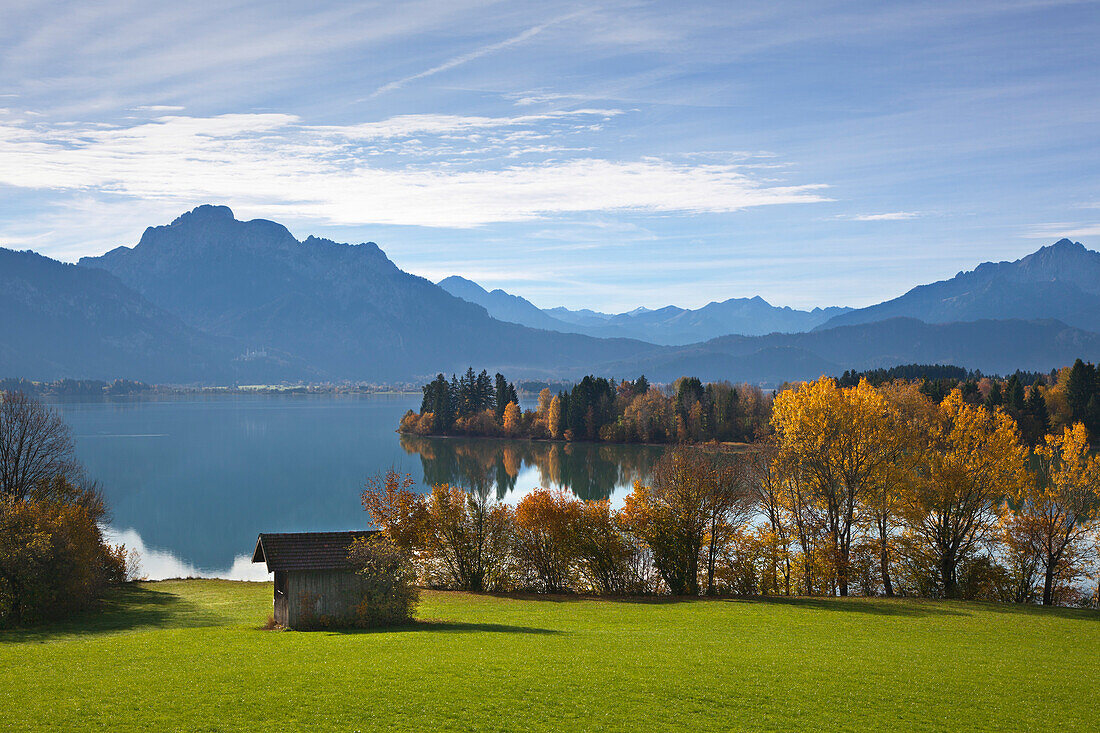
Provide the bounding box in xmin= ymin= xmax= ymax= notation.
xmin=816 ymin=239 xmax=1100 ymax=332
xmin=0 ymin=204 xmax=1095 ymax=385
xmin=596 ymin=317 xmax=1100 ymax=383
xmin=76 ymin=205 xmax=652 ymax=382
xmin=438 ymin=275 xmax=851 ymax=344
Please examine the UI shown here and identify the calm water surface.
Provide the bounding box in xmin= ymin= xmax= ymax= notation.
xmin=48 ymin=394 xmax=662 ymax=579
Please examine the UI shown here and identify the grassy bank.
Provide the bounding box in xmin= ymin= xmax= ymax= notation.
xmin=1 ymin=580 xmax=1098 ymax=731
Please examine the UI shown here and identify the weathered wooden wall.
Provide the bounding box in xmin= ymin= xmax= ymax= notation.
xmin=284 ymin=569 xmax=370 ymax=628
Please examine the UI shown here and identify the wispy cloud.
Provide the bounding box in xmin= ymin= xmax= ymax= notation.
xmin=845 ymin=211 xmax=921 ymax=221
xmin=1023 ymin=222 xmax=1100 ymax=239
xmin=369 ymin=13 xmax=584 ymax=98
xmin=0 ymin=112 xmax=828 ymax=230
xmin=313 ymin=109 xmax=621 ymax=140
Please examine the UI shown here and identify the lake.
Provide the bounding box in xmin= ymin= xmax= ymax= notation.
xmin=48 ymin=394 xmax=664 ymax=580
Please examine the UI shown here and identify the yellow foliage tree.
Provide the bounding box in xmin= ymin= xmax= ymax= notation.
xmin=537 ymin=388 xmax=552 ymax=419
xmin=502 ymin=401 xmax=521 ymax=436
xmin=771 ymin=377 xmax=908 ymax=596
xmin=869 ymin=381 xmax=936 ymax=596
xmin=547 ymin=394 xmax=563 ymax=439
xmin=1012 ymin=423 xmax=1100 ymax=605
xmin=900 ymin=390 xmax=1027 ymax=598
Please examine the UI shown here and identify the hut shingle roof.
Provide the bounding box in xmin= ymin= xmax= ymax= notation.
xmin=252 ymin=531 xmax=375 ymax=572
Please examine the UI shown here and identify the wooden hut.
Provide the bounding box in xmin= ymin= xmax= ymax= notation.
xmin=252 ymin=531 xmax=375 ymax=628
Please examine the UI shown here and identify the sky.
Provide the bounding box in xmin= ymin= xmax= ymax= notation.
xmin=1 ymin=0 xmax=1098 ymax=312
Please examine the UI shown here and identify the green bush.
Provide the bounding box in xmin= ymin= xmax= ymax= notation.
xmin=348 ymin=534 xmax=419 ymax=627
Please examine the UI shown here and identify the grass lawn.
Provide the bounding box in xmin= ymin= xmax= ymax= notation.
xmin=1 ymin=581 xmax=1098 ymax=731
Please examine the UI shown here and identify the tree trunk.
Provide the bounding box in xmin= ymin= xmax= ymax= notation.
xmin=880 ymin=539 xmax=893 ymax=597
xmin=1042 ymin=565 xmax=1055 ymax=606
xmin=941 ymin=556 xmax=958 ymax=599
xmin=705 ymin=532 xmax=718 ymax=596
xmin=837 ymin=543 xmax=849 ymax=597
xmin=687 ymin=553 xmax=699 ymax=596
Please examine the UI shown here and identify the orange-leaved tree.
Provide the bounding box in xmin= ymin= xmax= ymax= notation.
xmin=571 ymin=499 xmax=653 ymax=595
xmin=361 ymin=469 xmax=426 ymax=553
xmin=502 ymin=402 xmax=522 ymax=436
xmin=421 ymin=484 xmax=514 ymax=592
xmin=514 ymin=489 xmax=581 ymax=593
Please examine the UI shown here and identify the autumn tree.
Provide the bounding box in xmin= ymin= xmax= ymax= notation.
xmin=547 ymin=394 xmax=564 ymax=439
xmin=1013 ymin=423 xmax=1100 ymax=605
xmin=699 ymin=450 xmax=756 ymax=595
xmin=0 ymin=477 xmax=126 ymax=625
xmin=502 ymin=402 xmax=521 ymax=436
xmin=347 ymin=533 xmax=419 ymax=627
xmin=514 ymin=490 xmax=580 ymax=593
xmin=869 ymin=381 xmax=936 ymax=596
xmin=622 ymin=451 xmax=705 ymax=595
xmin=571 ymin=500 xmax=653 ymax=595
xmin=622 ymin=448 xmax=752 ymax=595
xmin=771 ymin=377 xmax=906 ymax=596
xmin=622 ymin=388 xmax=672 ymax=443
xmin=361 ymin=470 xmax=426 ymax=552
xmin=0 ymin=392 xmax=125 ymax=625
xmin=421 ymin=485 xmax=514 ymax=592
xmin=748 ymin=443 xmax=793 ymax=595
xmin=899 ymin=391 xmax=1026 ymax=598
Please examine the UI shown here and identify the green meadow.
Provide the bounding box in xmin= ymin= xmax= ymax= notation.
xmin=1 ymin=580 xmax=1097 ymax=731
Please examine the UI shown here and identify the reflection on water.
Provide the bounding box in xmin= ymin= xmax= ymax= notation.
xmin=46 ymin=395 xmax=664 ymax=579
xmin=51 ymin=393 xmax=424 ymax=577
xmin=104 ymin=526 xmax=271 ymax=581
xmin=400 ymin=434 xmax=664 ymax=502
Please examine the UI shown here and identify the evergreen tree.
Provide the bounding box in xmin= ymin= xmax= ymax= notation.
xmin=960 ymin=380 xmax=981 ymax=405
xmin=567 ymin=377 xmax=593 ymax=438
xmin=985 ymin=381 xmax=1003 ymax=409
xmin=1022 ymin=384 xmax=1050 ymax=445
xmin=420 ymin=374 xmax=455 ymax=432
xmin=1065 ymin=359 xmax=1097 ymax=424
xmin=493 ymin=373 xmax=509 ymax=421
xmin=1005 ymin=374 xmax=1025 ymax=414
xmin=457 ymin=367 xmax=477 ymax=417
xmin=476 ymin=370 xmax=494 ymax=413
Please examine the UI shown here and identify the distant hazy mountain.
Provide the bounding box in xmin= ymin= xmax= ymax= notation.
xmin=819 ymin=239 xmax=1100 ymax=332
xmin=0 ymin=205 xmax=1092 ymax=385
xmin=595 ymin=297 xmax=852 ymax=344
xmin=79 ymin=206 xmax=654 ymax=381
xmin=0 ymin=248 xmax=238 ymax=382
xmin=437 ymin=276 xmax=572 ymax=332
xmin=597 ymin=317 xmax=1100 ymax=383
xmin=544 ymin=306 xmax=620 ymax=326
xmin=440 ymin=276 xmax=851 ymax=344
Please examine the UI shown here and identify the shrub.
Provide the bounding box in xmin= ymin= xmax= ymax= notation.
xmin=0 ymin=479 xmax=125 ymax=626
xmin=349 ymin=534 xmax=420 ymax=627
xmin=514 ymin=490 xmax=580 ymax=593
xmin=361 ymin=473 xmax=515 ymax=592
xmin=421 ymin=484 xmax=515 ymax=592
xmin=571 ymin=500 xmax=655 ymax=595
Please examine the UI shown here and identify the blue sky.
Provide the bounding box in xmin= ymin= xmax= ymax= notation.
xmin=1 ymin=0 xmax=1098 ymax=311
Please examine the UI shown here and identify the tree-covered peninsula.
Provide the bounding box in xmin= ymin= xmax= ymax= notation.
xmin=400 ymin=368 xmax=773 ymax=443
